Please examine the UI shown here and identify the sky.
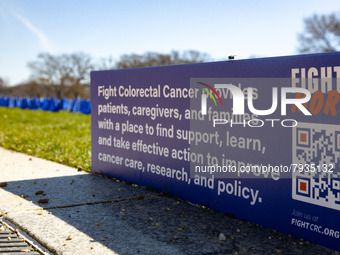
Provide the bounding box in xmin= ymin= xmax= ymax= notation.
xmin=0 ymin=0 xmax=339 ymax=85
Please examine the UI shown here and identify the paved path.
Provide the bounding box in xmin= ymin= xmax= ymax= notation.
xmin=0 ymin=148 xmax=338 ymax=255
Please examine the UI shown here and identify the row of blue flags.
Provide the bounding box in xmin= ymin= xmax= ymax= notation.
xmin=0 ymin=96 xmax=91 ymax=114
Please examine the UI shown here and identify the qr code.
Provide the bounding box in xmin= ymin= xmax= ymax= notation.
xmin=292 ymin=122 xmax=340 ymax=211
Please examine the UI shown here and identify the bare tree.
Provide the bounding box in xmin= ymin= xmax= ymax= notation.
xmin=28 ymin=52 xmax=94 ymax=98
xmin=5 ymin=80 xmax=54 ymax=98
xmin=0 ymin=77 xmax=9 ymax=95
xmin=97 ymin=56 xmax=115 ymax=70
xmin=298 ymin=13 xmax=340 ymax=53
xmin=115 ymin=50 xmax=211 ymax=69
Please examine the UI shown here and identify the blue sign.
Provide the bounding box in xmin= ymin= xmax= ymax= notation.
xmin=91 ymin=52 xmax=340 ymax=251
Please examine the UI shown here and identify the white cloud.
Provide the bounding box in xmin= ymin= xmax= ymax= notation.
xmin=15 ymin=14 xmax=54 ymax=52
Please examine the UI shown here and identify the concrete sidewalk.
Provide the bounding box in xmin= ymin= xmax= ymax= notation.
xmin=0 ymin=148 xmax=338 ymax=255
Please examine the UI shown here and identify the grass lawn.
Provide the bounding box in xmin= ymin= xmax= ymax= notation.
xmin=0 ymin=107 xmax=91 ymax=171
